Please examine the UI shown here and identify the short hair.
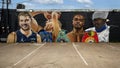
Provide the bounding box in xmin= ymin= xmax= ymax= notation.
xmin=18 ymin=12 xmax=32 ymax=20
xmin=73 ymin=14 xmax=85 ymax=20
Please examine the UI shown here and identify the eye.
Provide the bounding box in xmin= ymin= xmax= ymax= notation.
xmin=20 ymin=20 xmax=23 ymax=22
xmin=74 ymin=18 xmax=84 ymax=22
xmin=73 ymin=18 xmax=79 ymax=21
xmin=25 ymin=19 xmax=29 ymax=21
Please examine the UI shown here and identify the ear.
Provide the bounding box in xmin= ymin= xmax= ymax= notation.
xmin=18 ymin=18 xmax=20 ymax=25
xmin=72 ymin=20 xmax=74 ymax=23
xmin=72 ymin=20 xmax=73 ymax=24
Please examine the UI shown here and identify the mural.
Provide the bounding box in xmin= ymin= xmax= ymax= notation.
xmin=0 ymin=9 xmax=120 ymax=43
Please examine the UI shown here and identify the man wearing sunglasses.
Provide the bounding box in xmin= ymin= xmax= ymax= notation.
xmin=85 ymin=11 xmax=120 ymax=42
xmin=67 ymin=14 xmax=85 ymax=42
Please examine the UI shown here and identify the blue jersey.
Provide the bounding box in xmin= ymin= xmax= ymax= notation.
xmin=38 ymin=29 xmax=53 ymax=42
xmin=16 ymin=30 xmax=37 ymax=43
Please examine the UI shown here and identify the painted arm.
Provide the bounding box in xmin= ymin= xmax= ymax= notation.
xmin=36 ymin=34 xmax=41 ymax=43
xmin=30 ymin=12 xmax=43 ymax=32
xmin=7 ymin=32 xmax=16 ymax=43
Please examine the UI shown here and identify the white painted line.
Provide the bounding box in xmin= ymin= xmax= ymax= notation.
xmin=72 ymin=43 xmax=88 ymax=65
xmin=13 ymin=43 xmax=46 ymax=66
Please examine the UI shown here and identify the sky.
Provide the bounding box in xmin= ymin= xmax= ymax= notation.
xmin=1 ymin=0 xmax=120 ymax=9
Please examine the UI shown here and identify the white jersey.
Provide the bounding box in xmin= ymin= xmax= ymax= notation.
xmin=85 ymin=25 xmax=110 ymax=42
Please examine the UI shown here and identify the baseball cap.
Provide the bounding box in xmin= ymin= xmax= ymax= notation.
xmin=92 ymin=11 xmax=109 ymax=20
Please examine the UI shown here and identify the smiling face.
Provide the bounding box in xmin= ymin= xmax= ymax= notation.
xmin=72 ymin=14 xmax=85 ymax=29
xmin=18 ymin=12 xmax=32 ymax=31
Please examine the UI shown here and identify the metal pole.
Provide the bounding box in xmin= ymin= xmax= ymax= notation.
xmin=1 ymin=0 xmax=5 ymax=32
xmin=6 ymin=0 xmax=10 ymax=33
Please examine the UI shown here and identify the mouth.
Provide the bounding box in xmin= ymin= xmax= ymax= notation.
xmin=75 ymin=23 xmax=81 ymax=27
xmin=21 ymin=24 xmax=30 ymax=30
xmin=21 ymin=24 xmax=29 ymax=27
xmin=94 ymin=24 xmax=100 ymax=28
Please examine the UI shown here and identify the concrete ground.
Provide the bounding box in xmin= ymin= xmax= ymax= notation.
xmin=0 ymin=43 xmax=120 ymax=68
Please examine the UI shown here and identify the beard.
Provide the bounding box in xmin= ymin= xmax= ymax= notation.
xmin=20 ymin=24 xmax=30 ymax=31
xmin=94 ymin=23 xmax=103 ymax=30
xmin=75 ymin=27 xmax=82 ymax=30
xmin=74 ymin=23 xmax=83 ymax=29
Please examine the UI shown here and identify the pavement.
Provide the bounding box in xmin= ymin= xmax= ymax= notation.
xmin=0 ymin=43 xmax=120 ymax=68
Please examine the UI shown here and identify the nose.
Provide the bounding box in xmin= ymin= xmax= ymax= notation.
xmin=76 ymin=21 xmax=83 ymax=24
xmin=76 ymin=21 xmax=80 ymax=24
xmin=93 ymin=21 xmax=98 ymax=24
xmin=23 ymin=20 xmax=27 ymax=23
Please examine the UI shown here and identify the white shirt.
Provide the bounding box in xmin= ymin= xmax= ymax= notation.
xmin=85 ymin=25 xmax=110 ymax=42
